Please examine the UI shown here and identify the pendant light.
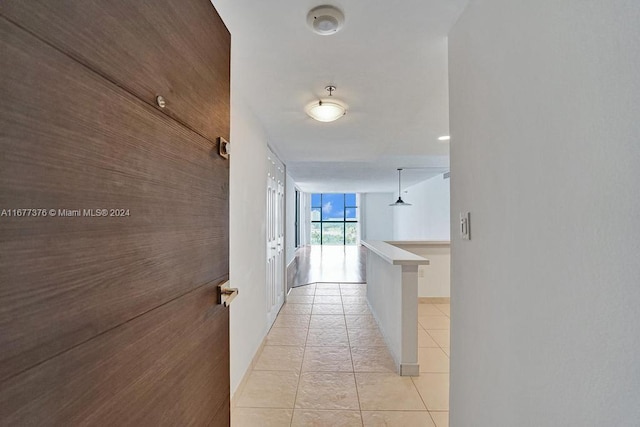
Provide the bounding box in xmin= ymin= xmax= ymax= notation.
xmin=390 ymin=168 xmax=412 ymax=206
xmin=306 ymin=86 xmax=347 ymax=122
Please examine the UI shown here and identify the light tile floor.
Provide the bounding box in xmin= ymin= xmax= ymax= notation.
xmin=233 ymin=283 xmax=450 ymax=427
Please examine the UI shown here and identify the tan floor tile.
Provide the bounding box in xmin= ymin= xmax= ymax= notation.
xmin=418 ymin=348 xmax=449 ymax=373
xmin=289 ymin=285 xmax=316 ymax=296
xmin=310 ymin=315 xmax=346 ymax=328
xmin=418 ymin=304 xmax=443 ymax=316
xmin=236 ymin=370 xmax=299 ymax=408
xmin=362 ymin=411 xmax=435 ymax=427
xmin=351 ymin=347 xmax=396 ymax=373
xmin=441 ymin=347 xmax=450 ymax=357
xmin=429 ymin=411 xmax=449 ymax=427
xmin=418 ymin=316 xmax=450 ymax=330
xmin=343 ymin=304 xmax=372 ymax=315
xmin=273 ymin=314 xmax=310 ymax=329
xmin=281 ymin=303 xmax=313 ymax=315
xmin=345 ymin=314 xmax=378 ymax=329
xmin=419 ymin=329 xmax=440 ymax=347
xmin=347 ymin=328 xmax=387 ymax=347
xmin=254 ymin=345 xmax=305 ymax=372
xmin=288 ymin=295 xmax=315 ymax=304
xmin=232 ymin=408 xmax=293 ymax=427
xmin=355 ymin=372 xmax=426 ymax=410
xmin=434 ymin=304 xmax=450 ymax=316
xmin=340 ymin=283 xmax=366 ymax=289
xmin=302 ymin=346 xmax=353 ymax=372
xmin=342 ymin=296 xmax=368 ymax=305
xmin=340 ymin=288 xmax=366 ymax=297
xmin=307 ymin=327 xmax=350 ymax=346
xmin=313 ymin=304 xmax=344 ymax=315
xmin=315 ymin=295 xmax=343 ymax=304
xmin=296 ymin=372 xmax=360 ymax=410
xmin=291 ymin=410 xmax=362 ymax=426
xmin=266 ymin=327 xmax=308 ymax=346
xmin=315 ymin=288 xmax=342 ymax=296
xmin=426 ymin=330 xmax=450 ymax=348
xmin=412 ymin=374 xmax=449 ymax=410
xmin=316 ymin=283 xmax=341 ymax=290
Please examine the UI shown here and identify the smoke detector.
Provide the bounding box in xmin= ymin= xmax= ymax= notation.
xmin=307 ymin=5 xmax=345 ymax=35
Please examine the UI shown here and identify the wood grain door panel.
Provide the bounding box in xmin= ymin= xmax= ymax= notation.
xmin=0 ymin=0 xmax=230 ymax=144
xmin=0 ymin=281 xmax=230 ymax=426
xmin=0 ymin=17 xmax=228 ymax=381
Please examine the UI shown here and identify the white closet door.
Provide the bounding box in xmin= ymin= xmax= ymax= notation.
xmin=266 ymin=151 xmax=285 ymax=327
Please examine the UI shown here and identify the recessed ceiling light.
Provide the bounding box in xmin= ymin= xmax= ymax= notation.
xmin=438 ymin=135 xmax=451 ymax=141
xmin=306 ymin=86 xmax=347 ymax=122
xmin=307 ymin=5 xmax=345 ymax=35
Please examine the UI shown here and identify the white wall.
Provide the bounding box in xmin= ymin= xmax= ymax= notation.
xmin=362 ymin=189 xmax=450 ymax=298
xmin=393 ymin=244 xmax=450 ymax=298
xmin=285 ymin=173 xmax=296 ymax=266
xmin=365 ymin=247 xmax=420 ymax=375
xmin=393 ymin=174 xmax=450 ymax=241
xmin=449 ymin=1 xmax=640 ymax=426
xmin=229 ymin=93 xmax=269 ymax=395
xmin=361 ymin=193 xmax=395 ymax=241
xmin=212 ymin=0 xmax=271 ymax=396
xmin=391 ymin=175 xmax=451 ymax=298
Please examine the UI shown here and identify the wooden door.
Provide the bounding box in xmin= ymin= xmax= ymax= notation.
xmin=0 ymin=0 xmax=231 ymax=424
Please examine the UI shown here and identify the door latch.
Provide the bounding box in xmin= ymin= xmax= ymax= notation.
xmin=217 ymin=281 xmax=238 ymax=307
xmin=218 ymin=137 xmax=230 ymax=160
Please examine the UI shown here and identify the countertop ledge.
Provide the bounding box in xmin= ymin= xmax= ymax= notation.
xmin=361 ymin=240 xmax=430 ymax=266
xmin=386 ymin=240 xmax=450 ymax=246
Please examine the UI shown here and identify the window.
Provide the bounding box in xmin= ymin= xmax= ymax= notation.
xmin=310 ymin=193 xmax=358 ymax=245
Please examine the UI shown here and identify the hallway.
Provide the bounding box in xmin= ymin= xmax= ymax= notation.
xmin=232 ymin=282 xmax=450 ymax=426
xmin=290 ymin=246 xmax=367 ymax=288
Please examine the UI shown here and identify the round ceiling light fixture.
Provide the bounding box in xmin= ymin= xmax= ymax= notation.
xmin=306 ymin=86 xmax=347 ymax=122
xmin=307 ymin=5 xmax=345 ymax=35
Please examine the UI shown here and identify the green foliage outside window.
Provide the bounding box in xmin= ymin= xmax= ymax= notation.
xmin=311 ymin=193 xmax=358 ymax=245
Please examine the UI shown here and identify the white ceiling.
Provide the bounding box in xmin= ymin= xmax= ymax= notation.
xmin=212 ymin=0 xmax=468 ymax=192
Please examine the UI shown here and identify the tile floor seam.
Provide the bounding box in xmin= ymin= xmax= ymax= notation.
xmin=424 ymin=329 xmax=450 ymax=354
xmin=235 ymin=284 xmax=448 ymax=426
xmin=289 ymin=291 xmax=313 ymax=427
xmin=343 ymin=294 xmax=365 ymax=426
xmin=362 ymin=409 xmax=433 ymax=412
xmin=433 ymin=304 xmax=449 ymax=317
xmin=237 ymin=405 xmax=297 ymax=410
xmin=411 ymin=376 xmax=439 ymax=426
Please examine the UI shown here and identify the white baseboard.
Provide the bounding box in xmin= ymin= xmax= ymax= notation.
xmin=419 ymin=297 xmax=450 ymax=304
xmin=230 ymin=338 xmax=267 ymax=409
xmin=400 ymin=363 xmax=420 ymax=376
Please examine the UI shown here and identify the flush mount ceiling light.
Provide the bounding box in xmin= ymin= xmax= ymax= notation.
xmin=307 ymin=5 xmax=345 ymax=35
xmin=390 ymin=168 xmax=412 ymax=207
xmin=306 ymin=86 xmax=347 ymax=122
xmin=438 ymin=135 xmax=451 ymax=141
